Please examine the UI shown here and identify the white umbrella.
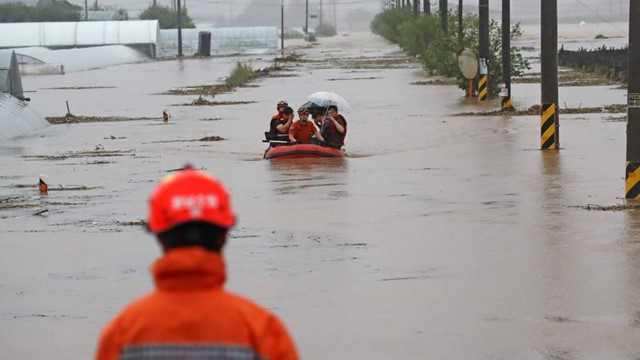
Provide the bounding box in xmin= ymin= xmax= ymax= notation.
xmin=306 ymin=91 xmax=351 ymax=113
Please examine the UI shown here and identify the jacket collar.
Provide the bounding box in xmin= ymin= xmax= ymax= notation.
xmin=152 ymin=247 xmax=226 ymax=291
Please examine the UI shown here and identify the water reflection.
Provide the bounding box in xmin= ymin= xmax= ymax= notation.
xmin=537 ymin=151 xmax=572 ymax=316
xmin=623 ymin=208 xmax=640 ymax=329
xmin=266 ymin=158 xmax=348 ymax=194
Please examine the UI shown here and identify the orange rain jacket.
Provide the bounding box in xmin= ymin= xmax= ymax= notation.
xmin=96 ymin=247 xmax=299 ymax=360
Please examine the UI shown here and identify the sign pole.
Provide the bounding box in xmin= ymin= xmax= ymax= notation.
xmin=625 ymin=0 xmax=640 ymax=198
xmin=540 ymin=0 xmax=559 ymax=149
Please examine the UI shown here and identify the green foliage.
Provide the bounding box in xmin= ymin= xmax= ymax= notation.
xmin=139 ymin=5 xmax=194 ymax=29
xmin=398 ymin=15 xmax=439 ymax=57
xmin=225 ymin=62 xmax=256 ymax=88
xmin=370 ymin=7 xmax=414 ymax=43
xmin=116 ymin=9 xmax=129 ymax=20
xmin=315 ymin=23 xmax=337 ymax=37
xmin=372 ymin=9 xmax=530 ymax=98
xmin=0 ymin=3 xmax=81 ymax=22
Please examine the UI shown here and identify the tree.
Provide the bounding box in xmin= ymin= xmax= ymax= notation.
xmin=372 ymin=8 xmax=530 ymax=97
xmin=0 ymin=3 xmax=81 ymax=22
xmin=423 ymin=12 xmax=530 ymax=96
xmin=139 ymin=5 xmax=195 ymax=29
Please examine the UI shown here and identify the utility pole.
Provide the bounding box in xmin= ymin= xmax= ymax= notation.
xmin=458 ymin=0 xmax=463 ymax=44
xmin=478 ymin=0 xmax=489 ymax=102
xmin=305 ymin=0 xmax=309 ymax=41
xmin=281 ymin=0 xmax=284 ymax=56
xmin=320 ymin=0 xmax=323 ymax=23
xmin=540 ymin=0 xmax=559 ymax=149
xmin=85 ymin=0 xmax=88 ymax=20
xmin=333 ymin=0 xmax=337 ymax=28
xmin=625 ymin=0 xmax=640 ymax=198
xmin=501 ymin=0 xmax=514 ymax=111
xmin=153 ymin=0 xmax=156 ymax=6
xmin=440 ymin=0 xmax=448 ymax=33
xmin=424 ymin=0 xmax=430 ymax=14
xmin=413 ymin=0 xmax=419 ymax=15
xmin=177 ymin=0 xmax=183 ymax=57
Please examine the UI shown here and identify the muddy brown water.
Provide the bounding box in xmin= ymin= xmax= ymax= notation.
xmin=2 ymin=32 xmax=640 ymax=359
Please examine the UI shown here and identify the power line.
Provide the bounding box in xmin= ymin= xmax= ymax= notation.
xmin=573 ymin=0 xmax=627 ymax=35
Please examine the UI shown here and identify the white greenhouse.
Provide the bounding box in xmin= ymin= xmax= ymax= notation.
xmin=0 ymin=50 xmax=48 ymax=140
xmin=158 ymin=27 xmax=279 ymax=57
xmin=0 ymin=20 xmax=160 ymax=58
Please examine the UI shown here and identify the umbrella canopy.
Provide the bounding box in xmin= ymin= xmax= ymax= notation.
xmin=306 ymin=91 xmax=351 ymax=113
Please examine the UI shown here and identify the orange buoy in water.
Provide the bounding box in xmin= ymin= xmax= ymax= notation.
xmin=163 ymin=109 xmax=169 ymax=123
xmin=39 ymin=178 xmax=48 ymax=194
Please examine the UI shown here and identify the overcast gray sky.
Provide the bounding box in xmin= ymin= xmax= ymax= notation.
xmin=72 ymin=0 xmax=630 ymax=26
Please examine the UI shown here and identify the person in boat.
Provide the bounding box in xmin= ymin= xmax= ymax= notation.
xmin=268 ymin=106 xmax=294 ymax=141
xmin=96 ymin=166 xmax=300 ymax=360
xmin=327 ymin=105 xmax=347 ymax=144
xmin=289 ymin=105 xmax=326 ymax=144
xmin=313 ymin=106 xmax=346 ymax=149
xmin=271 ymin=100 xmax=288 ymax=121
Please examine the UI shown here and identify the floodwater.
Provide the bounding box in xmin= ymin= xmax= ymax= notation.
xmin=2 ymin=28 xmax=640 ymax=360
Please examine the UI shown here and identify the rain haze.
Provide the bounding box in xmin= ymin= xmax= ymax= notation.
xmin=66 ymin=0 xmax=631 ymax=26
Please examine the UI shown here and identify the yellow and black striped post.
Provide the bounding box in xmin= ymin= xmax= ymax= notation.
xmin=626 ymin=162 xmax=640 ymax=199
xmin=540 ymin=103 xmax=557 ymax=149
xmin=501 ymin=96 xmax=513 ymax=111
xmin=478 ymin=74 xmax=488 ymax=102
xmin=541 ymin=0 xmax=559 ymax=150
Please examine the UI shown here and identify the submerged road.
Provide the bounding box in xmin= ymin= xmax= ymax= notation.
xmin=1 ymin=31 xmax=639 ymax=359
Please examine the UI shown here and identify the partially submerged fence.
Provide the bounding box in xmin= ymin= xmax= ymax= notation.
xmin=558 ymin=46 xmax=628 ymax=82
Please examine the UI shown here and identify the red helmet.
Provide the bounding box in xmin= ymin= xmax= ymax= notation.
xmin=147 ymin=168 xmax=236 ymax=233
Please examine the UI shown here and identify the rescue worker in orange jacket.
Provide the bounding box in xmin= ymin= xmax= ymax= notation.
xmin=96 ymin=166 xmax=300 ymax=360
xmin=289 ymin=105 xmax=325 ymax=144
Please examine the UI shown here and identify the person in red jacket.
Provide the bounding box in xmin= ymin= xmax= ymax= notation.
xmin=271 ymin=100 xmax=289 ymax=121
xmin=313 ymin=105 xmax=346 ymax=149
xmin=96 ymin=166 xmax=300 ymax=360
xmin=289 ymin=105 xmax=325 ymax=144
xmin=327 ymin=105 xmax=347 ymax=146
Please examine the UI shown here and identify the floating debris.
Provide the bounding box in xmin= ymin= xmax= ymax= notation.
xmin=43 ymin=86 xmax=116 ymax=90
xmin=150 ymin=136 xmax=225 ymax=144
xmin=411 ymin=78 xmax=458 ymax=86
xmin=182 ymin=96 xmax=256 ymax=106
xmin=453 ymin=104 xmax=626 ymax=117
xmin=274 ymin=52 xmax=305 ymax=62
xmin=33 ymin=209 xmax=49 ymax=216
xmin=574 ymin=203 xmax=640 ymax=211
xmin=328 ymin=76 xmax=380 ymax=81
xmin=22 ymin=149 xmax=134 ymax=161
xmin=47 ymin=115 xmax=156 ymax=124
xmin=116 ymin=219 xmax=146 ymax=226
xmin=199 ymin=136 xmax=225 ymax=142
